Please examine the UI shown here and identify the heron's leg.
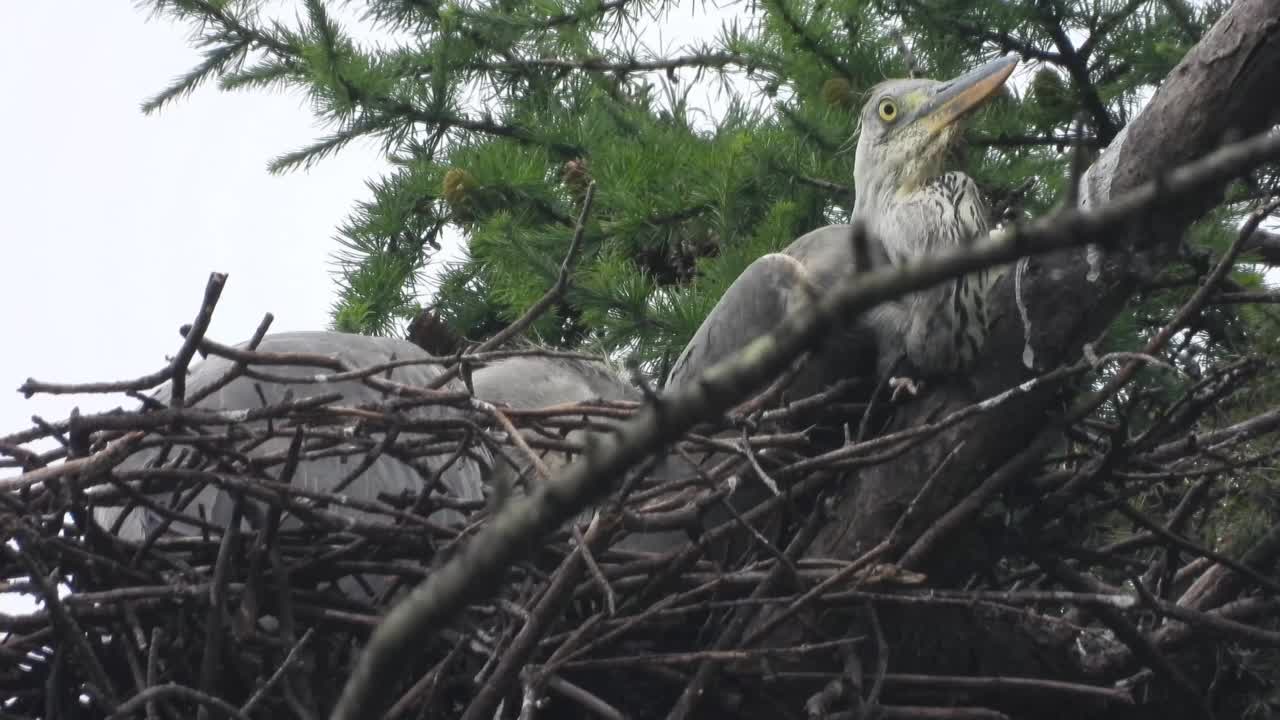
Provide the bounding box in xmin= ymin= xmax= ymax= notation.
xmin=888 ymin=375 xmax=923 ymax=400
xmin=861 ymin=304 xmax=927 ymax=402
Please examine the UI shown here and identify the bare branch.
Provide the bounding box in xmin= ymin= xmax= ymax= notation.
xmin=330 ymin=124 xmax=1280 ymax=719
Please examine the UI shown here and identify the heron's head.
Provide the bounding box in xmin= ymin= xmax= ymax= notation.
xmin=854 ymin=55 xmax=1018 ymax=210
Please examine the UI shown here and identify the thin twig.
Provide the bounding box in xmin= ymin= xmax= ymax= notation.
xmin=241 ymin=628 xmax=317 ymax=715
xmin=427 ymin=182 xmax=597 ymax=390
xmin=109 ymin=683 xmax=251 ymax=720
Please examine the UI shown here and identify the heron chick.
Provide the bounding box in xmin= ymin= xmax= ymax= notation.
xmin=669 ymin=55 xmax=1020 ymax=399
xmin=853 ymin=54 xmax=1019 ymax=377
xmin=654 ymin=57 xmax=1021 ymax=558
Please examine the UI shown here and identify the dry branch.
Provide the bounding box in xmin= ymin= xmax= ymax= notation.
xmin=6 ymin=5 xmax=1280 ymax=719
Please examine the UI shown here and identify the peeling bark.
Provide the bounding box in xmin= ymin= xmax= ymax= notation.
xmin=788 ymin=0 xmax=1280 ymax=706
xmin=821 ymin=0 xmax=1280 ymax=572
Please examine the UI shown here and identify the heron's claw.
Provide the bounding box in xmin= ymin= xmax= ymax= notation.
xmin=888 ymin=376 xmax=923 ymax=401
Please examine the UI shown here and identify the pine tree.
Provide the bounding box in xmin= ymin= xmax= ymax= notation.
xmin=124 ymin=1 xmax=1280 ymax=716
xmin=134 ymin=0 xmax=1242 ymax=372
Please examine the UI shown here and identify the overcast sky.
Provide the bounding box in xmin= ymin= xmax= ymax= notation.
xmin=0 ymin=4 xmax=396 ymax=451
xmin=0 ymin=3 xmax=758 ymax=464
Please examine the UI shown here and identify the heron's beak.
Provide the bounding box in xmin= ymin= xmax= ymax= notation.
xmin=916 ymin=55 xmax=1019 ymax=135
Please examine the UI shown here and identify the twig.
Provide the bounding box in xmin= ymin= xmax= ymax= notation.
xmin=1212 ymin=290 xmax=1280 ymax=303
xmin=1032 ymin=1 xmax=1118 ymax=142
xmin=1036 ymin=555 xmax=1212 ymax=718
xmin=0 ymin=431 xmax=145 ymax=494
xmin=899 ymin=430 xmax=1058 ymax=569
xmin=573 ymin=520 xmax=617 ymax=616
xmin=666 ymin=504 xmax=825 ymax=720
xmin=427 ymin=183 xmax=597 ymax=390
xmin=483 ymin=401 xmax=554 ymax=485
xmin=457 ymin=515 xmax=612 ymax=720
xmin=322 ymin=125 xmax=1280 ymax=720
xmin=196 ymin=496 xmax=243 ymax=720
xmin=170 ymin=273 xmax=228 ymax=407
xmin=476 ymin=50 xmax=755 ymax=75
xmin=109 ymin=683 xmax=251 ymax=720
xmin=381 ymin=640 xmax=462 ymax=720
xmin=17 ymin=273 xmax=227 ymax=401
xmin=781 ymin=360 xmax=1091 ymax=477
xmin=793 ymin=174 xmax=853 ymax=195
xmin=241 ymin=628 xmax=317 ymax=715
xmin=181 ymin=334 xmax=471 ymax=402
xmin=146 ymin=626 xmax=164 ymax=720
xmin=865 ymin=602 xmax=888 ymax=708
xmin=870 ymin=706 xmax=1009 ymax=720
xmin=729 ymin=351 xmax=812 ymax=419
xmin=1114 ymin=502 xmax=1280 ymax=596
xmin=740 ymin=542 xmax=890 ymax=649
xmin=1179 ymin=521 xmax=1280 ymax=611
xmin=881 ymin=673 xmax=1132 ymax=704
xmin=890 ymin=29 xmax=923 ymax=77
xmin=3 ymin=539 xmax=119 ymax=709
xmin=562 ymin=636 xmax=862 ymax=670
xmin=544 ymin=675 xmax=626 ymax=720
xmin=185 ymin=312 xmax=274 ymax=407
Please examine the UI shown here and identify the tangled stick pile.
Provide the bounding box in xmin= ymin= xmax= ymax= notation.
xmin=3 ymin=264 xmax=1280 ymax=720
xmin=7 ymin=179 xmax=1280 ymax=717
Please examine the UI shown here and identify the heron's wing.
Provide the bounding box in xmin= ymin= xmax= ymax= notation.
xmin=671 ymin=230 xmax=895 ymax=399
xmin=666 ymin=253 xmax=818 ymax=391
xmin=780 ymin=223 xmax=893 ymax=292
xmin=471 ymin=355 xmax=639 ymax=406
xmin=643 ymin=254 xmax=822 ymax=561
xmin=470 ymin=353 xmax=634 ymax=498
xmin=783 ymin=223 xmax=912 ymax=381
xmin=471 ymin=354 xmax=688 ymax=554
xmin=94 ymin=331 xmax=487 ymax=541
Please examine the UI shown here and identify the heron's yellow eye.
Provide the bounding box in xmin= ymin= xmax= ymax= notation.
xmin=877 ymin=98 xmax=898 ymax=122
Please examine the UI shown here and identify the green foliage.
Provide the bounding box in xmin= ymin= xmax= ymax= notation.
xmin=137 ymin=0 xmax=1272 ymax=376
xmin=141 ymin=0 xmax=1280 ymax=706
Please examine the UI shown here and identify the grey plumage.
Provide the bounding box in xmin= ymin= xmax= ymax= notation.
xmin=472 ymin=353 xmax=640 ymax=408
xmin=91 ymin=57 xmax=1021 ymax=577
xmin=93 ymin=331 xmax=489 ymax=598
xmin=670 ymin=55 xmax=1019 ymax=395
xmin=667 ymin=225 xmax=895 ymax=398
xmin=470 ymin=353 xmax=688 ymax=554
xmin=656 ymin=57 xmax=1020 ymax=560
xmin=470 ymin=353 xmax=639 ymax=502
xmin=852 ymin=57 xmax=1018 ymax=374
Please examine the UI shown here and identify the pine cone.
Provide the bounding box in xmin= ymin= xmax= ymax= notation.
xmin=820 ymin=77 xmax=853 ymax=109
xmin=1030 ymin=68 xmax=1071 ymax=131
xmin=442 ymin=168 xmax=478 ymax=213
xmin=561 ymin=158 xmax=591 ymax=200
xmin=407 ymin=307 xmax=464 ymax=357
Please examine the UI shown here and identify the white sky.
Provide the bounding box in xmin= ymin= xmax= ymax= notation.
xmin=0 ymin=0 xmax=1266 ymax=629
xmin=0 ymin=2 xmax=747 ymax=462
xmin=0 ymin=4 xmax=393 ymax=449
xmin=2 ymin=3 xmax=1256 ymax=468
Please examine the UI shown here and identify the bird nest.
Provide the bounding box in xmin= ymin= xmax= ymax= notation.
xmin=3 ymin=277 xmax=1278 ymax=720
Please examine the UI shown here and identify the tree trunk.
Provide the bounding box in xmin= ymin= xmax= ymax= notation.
xmin=752 ymin=1 xmax=1280 ymax=713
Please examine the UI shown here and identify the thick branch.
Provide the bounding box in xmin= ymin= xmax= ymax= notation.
xmin=1033 ymin=0 xmax=1119 ymax=143
xmin=1242 ymin=225 xmax=1280 ymax=265
xmin=816 ymin=0 xmax=1280 ymax=571
xmin=329 ymin=123 xmax=1280 ymax=719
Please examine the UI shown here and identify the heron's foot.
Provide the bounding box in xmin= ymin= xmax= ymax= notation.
xmin=888 ymin=376 xmax=923 ymax=401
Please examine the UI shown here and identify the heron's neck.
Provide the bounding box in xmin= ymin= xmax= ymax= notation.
xmin=857 ymin=160 xmax=958 ymax=207
xmin=856 ymin=169 xmax=987 ymax=264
